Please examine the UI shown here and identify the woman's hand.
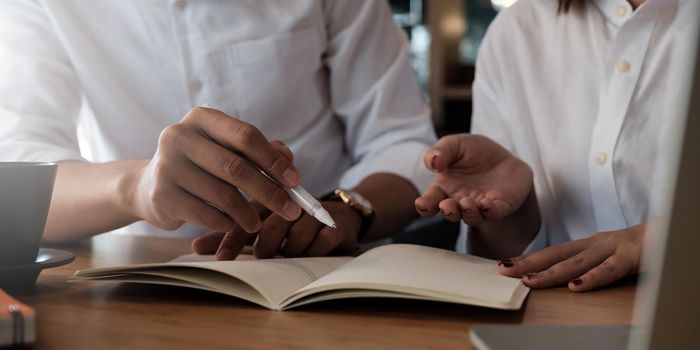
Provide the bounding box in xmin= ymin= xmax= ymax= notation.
xmin=415 ymin=134 xmax=533 ymax=226
xmin=498 ymin=223 xmax=646 ymax=292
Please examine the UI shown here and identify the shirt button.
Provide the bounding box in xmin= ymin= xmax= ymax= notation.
xmin=173 ymin=0 xmax=185 ymax=9
xmin=616 ymin=60 xmax=631 ymax=74
xmin=595 ymin=152 xmax=608 ymax=166
xmin=617 ymin=5 xmax=628 ymax=17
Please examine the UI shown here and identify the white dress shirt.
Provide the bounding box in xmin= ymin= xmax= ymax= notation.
xmin=0 ymin=0 xmax=436 ymax=238
xmin=457 ymin=0 xmax=695 ymax=253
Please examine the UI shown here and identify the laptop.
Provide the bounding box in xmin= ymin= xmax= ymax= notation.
xmin=470 ymin=6 xmax=700 ymax=350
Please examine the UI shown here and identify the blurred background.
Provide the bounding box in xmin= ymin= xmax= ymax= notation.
xmin=389 ymin=0 xmax=514 ymax=136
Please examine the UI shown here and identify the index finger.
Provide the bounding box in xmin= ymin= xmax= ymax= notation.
xmin=183 ymin=107 xmax=301 ymax=187
xmin=215 ymin=227 xmax=250 ymax=261
xmin=424 ymin=135 xmax=463 ymax=173
xmin=497 ymin=238 xmax=590 ymax=278
xmin=216 ymin=201 xmax=272 ymax=260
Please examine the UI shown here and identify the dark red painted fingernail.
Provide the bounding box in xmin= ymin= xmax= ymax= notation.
xmin=440 ymin=209 xmax=452 ymax=217
xmin=430 ymin=154 xmax=438 ymax=170
xmin=524 ymin=272 xmax=538 ymax=279
xmin=571 ymin=278 xmax=583 ymax=286
xmin=497 ymin=259 xmax=513 ymax=268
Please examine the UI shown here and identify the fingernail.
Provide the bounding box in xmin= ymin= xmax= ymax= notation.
xmin=252 ymin=221 xmax=262 ymax=232
xmin=440 ymin=209 xmax=452 ymax=217
xmin=282 ymin=167 xmax=300 ymax=186
xmin=430 ymin=154 xmax=438 ymax=171
xmin=283 ymin=200 xmax=302 ymax=220
xmin=216 ymin=248 xmax=234 ymax=261
xmin=524 ymin=272 xmax=538 ymax=279
xmin=498 ymin=259 xmax=514 ymax=268
xmin=571 ymin=278 xmax=583 ymax=286
xmin=416 ymin=205 xmax=427 ymax=212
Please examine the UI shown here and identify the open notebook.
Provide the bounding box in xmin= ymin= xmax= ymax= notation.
xmin=71 ymin=244 xmax=529 ymax=311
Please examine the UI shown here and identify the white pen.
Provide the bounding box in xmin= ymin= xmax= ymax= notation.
xmin=283 ymin=185 xmax=337 ymax=229
xmin=258 ymin=170 xmax=336 ymax=229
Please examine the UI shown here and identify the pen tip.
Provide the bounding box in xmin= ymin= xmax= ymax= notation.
xmin=332 ymin=224 xmax=337 ymax=229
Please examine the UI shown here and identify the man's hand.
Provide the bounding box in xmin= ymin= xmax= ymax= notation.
xmin=122 ymin=107 xmax=303 ymax=234
xmin=498 ymin=224 xmax=646 ymax=292
xmin=415 ymin=134 xmax=533 ymax=226
xmin=191 ymin=200 xmax=361 ymax=260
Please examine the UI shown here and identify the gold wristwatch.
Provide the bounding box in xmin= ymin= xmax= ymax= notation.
xmin=324 ymin=189 xmax=375 ymax=242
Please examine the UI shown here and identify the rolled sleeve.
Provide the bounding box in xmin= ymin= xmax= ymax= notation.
xmin=323 ymin=0 xmax=437 ymax=193
xmin=0 ymin=0 xmax=83 ymax=162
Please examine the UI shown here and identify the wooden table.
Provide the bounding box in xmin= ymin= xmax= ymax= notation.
xmin=15 ymin=234 xmax=638 ymax=349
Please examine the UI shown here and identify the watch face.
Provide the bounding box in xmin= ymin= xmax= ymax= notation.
xmin=347 ymin=190 xmax=373 ymax=215
xmin=350 ymin=191 xmax=371 ymax=208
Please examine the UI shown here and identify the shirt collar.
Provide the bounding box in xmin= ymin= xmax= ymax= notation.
xmin=592 ymin=0 xmax=677 ymax=27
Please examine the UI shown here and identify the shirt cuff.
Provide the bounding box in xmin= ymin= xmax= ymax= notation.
xmin=338 ymin=141 xmax=434 ymax=194
xmin=0 ymin=143 xmax=84 ymax=163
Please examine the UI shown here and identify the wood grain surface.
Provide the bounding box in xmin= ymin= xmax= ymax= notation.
xmin=13 ymin=234 xmax=638 ymax=349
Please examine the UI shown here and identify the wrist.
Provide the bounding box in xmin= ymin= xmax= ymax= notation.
xmin=115 ymin=159 xmax=149 ymax=222
xmin=469 ymin=186 xmax=541 ymax=259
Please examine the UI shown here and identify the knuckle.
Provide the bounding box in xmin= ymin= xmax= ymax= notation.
xmin=547 ymin=264 xmax=563 ymax=276
xmin=184 ymin=106 xmax=206 ymax=122
xmin=603 ymin=256 xmax=620 ymax=268
xmin=585 ymin=271 xmax=600 ymax=286
xmin=235 ymin=123 xmax=260 ymax=144
xmin=158 ymin=124 xmax=185 ymax=147
xmin=263 ymin=185 xmax=288 ymax=205
xmin=572 ymin=255 xmax=586 ymax=266
xmin=218 ymin=188 xmax=242 ymax=208
xmin=222 ymin=156 xmax=248 ymax=180
xmin=266 ymin=152 xmax=288 ymax=174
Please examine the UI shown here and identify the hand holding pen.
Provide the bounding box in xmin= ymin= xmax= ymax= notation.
xmin=126 ymin=106 xmax=334 ymax=247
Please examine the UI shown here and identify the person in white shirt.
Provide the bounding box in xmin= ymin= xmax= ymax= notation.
xmin=416 ymin=0 xmax=694 ymax=291
xmin=0 ymin=1 xmax=436 ymax=260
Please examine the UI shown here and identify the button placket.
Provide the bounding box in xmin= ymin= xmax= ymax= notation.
xmin=587 ymin=9 xmax=661 ymax=232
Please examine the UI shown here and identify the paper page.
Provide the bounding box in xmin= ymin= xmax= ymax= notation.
xmin=75 ymin=254 xmax=352 ymax=309
xmin=287 ymin=244 xmax=527 ymax=309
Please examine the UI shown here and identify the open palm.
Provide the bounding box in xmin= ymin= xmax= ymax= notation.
xmin=416 ymin=134 xmax=533 ymax=226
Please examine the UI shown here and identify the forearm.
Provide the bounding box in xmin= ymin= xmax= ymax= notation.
xmin=43 ymin=160 xmax=146 ymax=243
xmin=352 ymin=173 xmax=420 ymax=242
xmin=468 ymin=188 xmax=541 ymax=259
